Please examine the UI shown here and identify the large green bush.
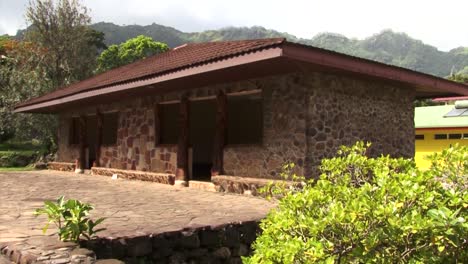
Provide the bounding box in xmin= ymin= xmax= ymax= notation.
xmin=245 ymin=142 xmax=467 ymax=263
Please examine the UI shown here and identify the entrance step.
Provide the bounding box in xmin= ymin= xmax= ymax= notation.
xmin=188 ymin=180 xmax=216 ymax=192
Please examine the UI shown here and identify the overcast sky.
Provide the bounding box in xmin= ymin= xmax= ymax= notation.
xmin=1 ymin=0 xmax=466 ymax=51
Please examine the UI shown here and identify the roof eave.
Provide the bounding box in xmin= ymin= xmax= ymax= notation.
xmin=14 ymin=47 xmax=284 ymax=113
xmin=281 ymin=43 xmax=468 ymax=98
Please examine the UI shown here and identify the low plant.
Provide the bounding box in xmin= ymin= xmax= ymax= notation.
xmin=261 ymin=163 xmax=305 ymax=198
xmin=34 ymin=196 xmax=106 ymax=242
xmin=245 ymin=142 xmax=468 ymax=263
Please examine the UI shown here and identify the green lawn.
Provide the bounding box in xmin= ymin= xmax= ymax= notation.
xmin=0 ymin=141 xmax=44 ymax=152
xmin=0 ymin=141 xmax=46 ymax=168
xmin=0 ymin=166 xmax=36 ymax=172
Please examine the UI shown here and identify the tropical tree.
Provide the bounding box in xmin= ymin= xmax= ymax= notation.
xmin=0 ymin=39 xmax=56 ymax=145
xmin=0 ymin=35 xmax=10 ymax=56
xmin=449 ymin=67 xmax=468 ymax=83
xmin=96 ymin=35 xmax=169 ymax=73
xmin=0 ymin=0 xmax=104 ymax=147
xmin=25 ymin=0 xmax=103 ymax=88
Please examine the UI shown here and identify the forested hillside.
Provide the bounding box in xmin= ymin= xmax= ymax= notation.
xmin=90 ymin=22 xmax=468 ymax=77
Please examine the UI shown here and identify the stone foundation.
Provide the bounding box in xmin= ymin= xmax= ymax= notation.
xmin=84 ymin=221 xmax=260 ymax=263
xmin=211 ymin=175 xmax=297 ymax=196
xmin=1 ymin=221 xmax=261 ymax=264
xmin=91 ymin=167 xmax=175 ymax=185
xmin=47 ymin=162 xmax=76 ymax=172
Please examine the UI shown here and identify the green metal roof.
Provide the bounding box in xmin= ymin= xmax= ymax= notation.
xmin=415 ymin=105 xmax=468 ymax=128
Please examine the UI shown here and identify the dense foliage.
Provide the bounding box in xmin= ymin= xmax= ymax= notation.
xmin=245 ymin=142 xmax=467 ymax=263
xmin=96 ymin=35 xmax=169 ymax=73
xmin=35 ymin=196 xmax=106 ymax=242
xmin=25 ymin=0 xmax=103 ymax=87
xmin=0 ymin=0 xmax=104 ymax=149
xmin=0 ymin=38 xmax=57 ymax=145
xmin=89 ymin=23 xmax=468 ymax=77
xmin=0 ymin=141 xmax=46 ymax=167
xmin=448 ymin=66 xmax=468 ymax=83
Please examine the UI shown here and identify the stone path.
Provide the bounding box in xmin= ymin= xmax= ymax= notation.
xmin=0 ymin=170 xmax=275 ymax=243
xmin=0 ymin=254 xmax=13 ymax=264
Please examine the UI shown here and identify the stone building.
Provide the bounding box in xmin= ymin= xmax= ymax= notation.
xmin=15 ymin=38 xmax=468 ymax=189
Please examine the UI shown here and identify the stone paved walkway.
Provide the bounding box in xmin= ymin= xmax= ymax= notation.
xmin=0 ymin=170 xmax=275 ymax=243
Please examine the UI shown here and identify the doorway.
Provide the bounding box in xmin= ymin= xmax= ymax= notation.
xmin=189 ymin=99 xmax=216 ymax=181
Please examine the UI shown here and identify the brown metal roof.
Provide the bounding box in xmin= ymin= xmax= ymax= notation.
xmin=15 ymin=38 xmax=468 ymax=113
xmin=17 ymin=38 xmax=285 ymax=109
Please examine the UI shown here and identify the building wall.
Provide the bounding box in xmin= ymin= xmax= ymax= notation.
xmin=304 ymin=72 xmax=415 ymax=177
xmin=57 ymin=116 xmax=80 ymax=163
xmin=415 ymin=128 xmax=468 ymax=169
xmin=55 ymin=70 xmax=415 ymax=179
xmin=223 ymin=75 xmax=307 ymax=178
xmin=99 ymin=102 xmax=178 ymax=173
xmin=57 ymin=98 xmax=178 ymax=173
xmin=223 ymin=72 xmax=415 ymax=178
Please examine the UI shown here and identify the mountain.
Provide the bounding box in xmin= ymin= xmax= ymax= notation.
xmin=18 ymin=22 xmax=468 ymax=78
xmin=305 ymin=31 xmax=468 ymax=77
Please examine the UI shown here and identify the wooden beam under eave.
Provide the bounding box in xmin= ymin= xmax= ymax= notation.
xmin=95 ymin=110 xmax=103 ymax=167
xmin=153 ymin=103 xmax=161 ymax=146
xmin=211 ymin=91 xmax=227 ymax=176
xmin=176 ymin=96 xmax=189 ymax=183
xmin=78 ymin=115 xmax=87 ymax=172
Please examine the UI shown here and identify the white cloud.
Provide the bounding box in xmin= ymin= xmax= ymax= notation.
xmin=1 ymin=0 xmax=467 ymax=51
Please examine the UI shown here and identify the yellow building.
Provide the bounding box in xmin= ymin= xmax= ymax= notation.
xmin=415 ymin=103 xmax=468 ymax=169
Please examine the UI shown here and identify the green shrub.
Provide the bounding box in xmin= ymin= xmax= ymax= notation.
xmin=35 ymin=196 xmax=106 ymax=242
xmin=245 ymin=142 xmax=467 ymax=263
xmin=0 ymin=140 xmax=48 ymax=167
xmin=0 ymin=151 xmax=38 ymax=167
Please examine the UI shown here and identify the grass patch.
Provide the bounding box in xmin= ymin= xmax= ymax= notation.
xmin=0 ymin=141 xmax=46 ymax=167
xmin=0 ymin=150 xmax=38 ymax=155
xmin=0 ymin=166 xmax=36 ymax=172
xmin=0 ymin=141 xmax=45 ymax=152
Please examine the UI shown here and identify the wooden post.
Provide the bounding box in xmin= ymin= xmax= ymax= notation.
xmin=78 ymin=115 xmax=87 ymax=172
xmin=95 ymin=111 xmax=103 ymax=167
xmin=154 ymin=103 xmax=161 ymax=146
xmin=176 ymin=96 xmax=189 ymax=184
xmin=212 ymin=91 xmax=227 ymax=176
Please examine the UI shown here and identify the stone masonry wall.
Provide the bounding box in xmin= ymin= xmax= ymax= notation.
xmin=57 ymin=116 xmax=80 ymax=163
xmin=98 ymin=102 xmax=177 ymax=173
xmin=223 ymin=72 xmax=415 ymax=179
xmin=85 ymin=221 xmax=260 ymax=264
xmin=56 ymin=98 xmax=178 ymax=173
xmin=304 ymin=72 xmax=415 ymax=177
xmin=223 ymin=75 xmax=307 ymax=178
xmin=55 ymin=71 xmax=414 ymax=180
xmin=1 ymin=221 xmax=260 ymax=264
